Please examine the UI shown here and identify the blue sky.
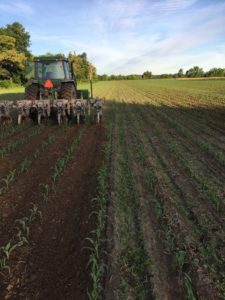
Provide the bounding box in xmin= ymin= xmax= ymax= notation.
xmin=0 ymin=0 xmax=225 ymax=74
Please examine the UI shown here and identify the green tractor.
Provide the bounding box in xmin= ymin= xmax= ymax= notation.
xmin=21 ymin=55 xmax=90 ymax=125
xmin=0 ymin=55 xmax=104 ymax=125
xmin=25 ymin=55 xmax=89 ymax=101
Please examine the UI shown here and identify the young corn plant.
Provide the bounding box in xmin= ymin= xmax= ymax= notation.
xmin=0 ymin=242 xmax=19 ymax=260
xmin=19 ymin=158 xmax=31 ymax=173
xmin=40 ymin=183 xmax=50 ymax=203
xmin=1 ymin=169 xmax=16 ymax=189
xmin=15 ymin=217 xmax=30 ymax=238
xmin=29 ymin=203 xmax=42 ymax=222
xmin=0 ymin=256 xmax=10 ymax=272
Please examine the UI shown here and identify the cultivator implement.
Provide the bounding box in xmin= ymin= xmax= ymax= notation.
xmin=0 ymin=98 xmax=103 ymax=126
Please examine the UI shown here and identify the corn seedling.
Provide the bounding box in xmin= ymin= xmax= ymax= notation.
xmin=19 ymin=158 xmax=31 ymax=173
xmin=40 ymin=183 xmax=50 ymax=203
xmin=1 ymin=169 xmax=16 ymax=189
xmin=15 ymin=217 xmax=30 ymax=237
xmin=0 ymin=242 xmax=19 ymax=260
xmin=29 ymin=203 xmax=42 ymax=222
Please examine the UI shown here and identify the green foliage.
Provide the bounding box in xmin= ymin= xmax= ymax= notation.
xmin=0 ymin=22 xmax=31 ymax=83
xmin=0 ymin=22 xmax=31 ymax=57
xmin=68 ymin=51 xmax=96 ymax=81
xmin=142 ymin=70 xmax=152 ymax=79
xmin=178 ymin=68 xmax=184 ymax=78
xmin=0 ymin=80 xmax=16 ymax=88
xmin=205 ymin=68 xmax=225 ymax=77
xmin=0 ymin=34 xmax=26 ymax=82
xmin=186 ymin=66 xmax=204 ymax=78
xmin=0 ymin=35 xmax=16 ymax=51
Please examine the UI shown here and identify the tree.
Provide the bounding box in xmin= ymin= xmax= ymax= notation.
xmin=68 ymin=51 xmax=96 ymax=81
xmin=178 ymin=68 xmax=184 ymax=78
xmin=205 ymin=68 xmax=225 ymax=77
xmin=0 ymin=22 xmax=31 ymax=58
xmin=142 ymin=70 xmax=152 ymax=79
xmin=0 ymin=35 xmax=26 ymax=82
xmin=186 ymin=66 xmax=204 ymax=78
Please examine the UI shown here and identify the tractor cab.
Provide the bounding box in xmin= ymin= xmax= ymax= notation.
xmin=25 ymin=56 xmax=75 ymax=91
xmin=34 ymin=56 xmax=72 ymax=81
xmin=25 ymin=55 xmax=89 ymax=102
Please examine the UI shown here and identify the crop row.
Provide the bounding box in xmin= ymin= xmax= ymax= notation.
xmin=0 ymin=125 xmax=46 ymax=158
xmin=87 ymin=102 xmax=115 ymax=300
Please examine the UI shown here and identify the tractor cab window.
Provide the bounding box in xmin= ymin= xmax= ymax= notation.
xmin=35 ymin=61 xmax=66 ymax=80
xmin=25 ymin=61 xmax=35 ymax=80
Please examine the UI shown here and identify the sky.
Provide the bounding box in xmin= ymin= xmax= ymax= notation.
xmin=0 ymin=0 xmax=225 ymax=75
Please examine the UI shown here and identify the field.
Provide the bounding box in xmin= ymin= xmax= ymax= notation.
xmin=0 ymin=79 xmax=225 ymax=299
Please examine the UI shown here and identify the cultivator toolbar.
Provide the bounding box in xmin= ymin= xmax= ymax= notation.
xmin=0 ymin=98 xmax=103 ymax=125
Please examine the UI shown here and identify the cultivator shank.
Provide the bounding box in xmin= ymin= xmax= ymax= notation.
xmin=91 ymin=98 xmax=104 ymax=124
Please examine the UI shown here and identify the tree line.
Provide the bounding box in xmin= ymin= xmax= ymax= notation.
xmin=97 ymin=67 xmax=225 ymax=81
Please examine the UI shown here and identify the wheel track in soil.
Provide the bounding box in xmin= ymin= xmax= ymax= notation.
xmin=0 ymin=125 xmax=82 ymax=245
xmin=0 ymin=124 xmax=105 ymax=300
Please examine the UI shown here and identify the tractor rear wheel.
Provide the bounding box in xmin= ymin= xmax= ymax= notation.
xmin=25 ymin=84 xmax=39 ymax=100
xmin=25 ymin=84 xmax=39 ymax=122
xmin=60 ymin=83 xmax=76 ymax=100
xmin=60 ymin=83 xmax=76 ymax=120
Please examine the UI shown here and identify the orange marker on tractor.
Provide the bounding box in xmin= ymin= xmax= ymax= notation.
xmin=44 ymin=79 xmax=53 ymax=89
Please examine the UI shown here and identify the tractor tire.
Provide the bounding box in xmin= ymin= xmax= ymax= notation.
xmin=25 ymin=84 xmax=39 ymax=100
xmin=60 ymin=83 xmax=76 ymax=100
xmin=25 ymin=84 xmax=39 ymax=122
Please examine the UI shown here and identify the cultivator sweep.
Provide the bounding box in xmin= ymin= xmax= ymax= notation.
xmin=0 ymin=55 xmax=104 ymax=126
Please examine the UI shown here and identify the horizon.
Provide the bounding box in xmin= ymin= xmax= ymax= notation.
xmin=0 ymin=0 xmax=225 ymax=75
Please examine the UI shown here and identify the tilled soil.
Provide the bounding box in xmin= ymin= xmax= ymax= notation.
xmin=0 ymin=124 xmax=105 ymax=300
xmin=0 ymin=126 xmax=79 ymax=243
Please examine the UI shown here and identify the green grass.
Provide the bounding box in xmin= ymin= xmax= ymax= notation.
xmin=0 ymin=83 xmax=90 ymax=101
xmin=0 ymin=86 xmax=24 ymax=100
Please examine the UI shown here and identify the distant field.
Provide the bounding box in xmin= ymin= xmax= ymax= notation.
xmin=0 ymin=79 xmax=225 ymax=299
xmin=92 ymin=78 xmax=225 ymax=98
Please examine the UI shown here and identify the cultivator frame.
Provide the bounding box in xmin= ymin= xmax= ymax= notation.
xmin=0 ymin=98 xmax=103 ymax=125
